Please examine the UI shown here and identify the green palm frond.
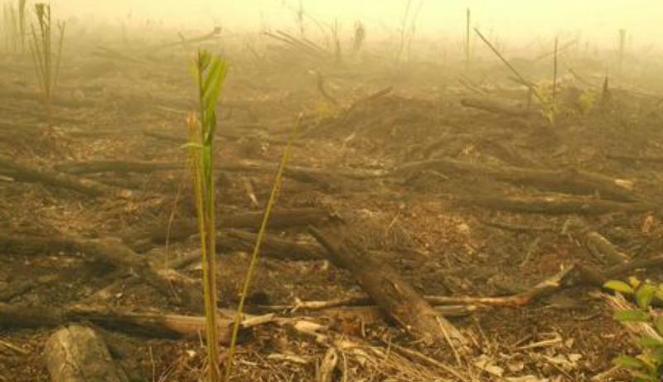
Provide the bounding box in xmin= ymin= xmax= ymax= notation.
xmin=188 ymin=50 xmax=229 ymax=382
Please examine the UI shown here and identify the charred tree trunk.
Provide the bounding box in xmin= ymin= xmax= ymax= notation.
xmin=308 ymin=225 xmax=467 ymax=350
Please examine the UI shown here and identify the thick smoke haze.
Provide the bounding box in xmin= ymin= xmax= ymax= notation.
xmin=56 ymin=1 xmax=663 ymax=47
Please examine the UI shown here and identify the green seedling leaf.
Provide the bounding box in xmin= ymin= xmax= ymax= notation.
xmin=629 ymin=276 xmax=642 ymax=289
xmin=615 ymin=310 xmax=651 ymax=322
xmin=652 ymin=346 xmax=663 ymax=362
xmin=655 ymin=316 xmax=663 ymax=335
xmin=614 ymin=355 xmax=648 ymax=370
xmin=203 ymin=59 xmax=226 ymax=104
xmin=629 ymin=371 xmax=658 ymax=382
xmin=639 ymin=335 xmax=663 ymax=349
xmin=655 ymin=285 xmax=663 ymax=302
xmin=636 ymin=284 xmax=658 ymax=309
xmin=604 ymin=280 xmax=634 ymax=294
xmin=198 ymin=50 xmax=211 ymax=70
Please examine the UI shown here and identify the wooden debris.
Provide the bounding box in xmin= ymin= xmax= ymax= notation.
xmin=318 ymin=347 xmax=339 ymax=382
xmin=0 ymin=338 xmax=28 ymax=355
xmin=308 ymin=225 xmax=468 ymax=349
xmin=291 ymin=265 xmax=574 ymax=310
xmin=45 ymin=325 xmax=130 ymax=382
xmin=0 ymin=303 xmax=272 ymax=343
xmin=54 ymin=158 xmax=385 ymax=184
xmin=583 ymin=231 xmax=629 ymax=265
xmin=166 ymin=229 xmax=324 ymax=269
xmin=55 ymin=160 xmax=184 ymax=175
xmin=155 ymin=26 xmax=222 ymax=49
xmin=0 ymin=234 xmax=200 ymax=310
xmin=460 ymin=97 xmax=535 ymax=117
xmin=395 ymin=157 xmax=640 ymax=202
xmin=577 ymin=255 xmax=663 ymax=287
xmin=0 ymin=155 xmax=126 ymax=197
xmin=459 ymin=194 xmax=651 ymax=215
xmin=124 ymin=208 xmax=331 ymax=251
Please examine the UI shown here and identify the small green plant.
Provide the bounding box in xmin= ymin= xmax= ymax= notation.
xmin=224 ymin=115 xmax=301 ymax=381
xmin=29 ymin=3 xmax=65 ymax=112
xmin=604 ymin=278 xmax=663 ymax=381
xmin=187 ymin=50 xmax=229 ymax=382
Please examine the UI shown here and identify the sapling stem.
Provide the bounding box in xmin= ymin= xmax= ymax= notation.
xmin=224 ymin=114 xmax=302 ymax=381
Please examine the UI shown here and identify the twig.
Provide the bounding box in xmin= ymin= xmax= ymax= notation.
xmin=0 ymin=337 xmax=29 ymax=355
xmin=474 ymin=27 xmax=543 ymax=104
xmin=387 ymin=342 xmax=469 ymax=381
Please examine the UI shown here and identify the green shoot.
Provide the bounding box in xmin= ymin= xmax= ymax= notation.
xmin=224 ymin=115 xmax=302 ymax=381
xmin=29 ymin=3 xmax=66 ymax=115
xmin=604 ymin=278 xmax=663 ymax=381
xmin=187 ymin=50 xmax=229 ymax=382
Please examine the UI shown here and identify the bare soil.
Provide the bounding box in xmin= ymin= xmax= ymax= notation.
xmin=2 ymin=26 xmax=663 ymax=381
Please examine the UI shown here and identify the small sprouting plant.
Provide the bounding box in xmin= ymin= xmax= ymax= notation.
xmin=578 ymin=89 xmax=599 ymax=115
xmin=536 ymin=85 xmax=559 ymax=125
xmin=224 ymin=115 xmax=300 ymax=381
xmin=187 ymin=50 xmax=229 ymax=382
xmin=604 ymin=278 xmax=663 ymax=381
xmin=29 ymin=3 xmax=65 ymax=110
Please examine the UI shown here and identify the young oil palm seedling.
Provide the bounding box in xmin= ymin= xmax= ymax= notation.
xmin=224 ymin=115 xmax=301 ymax=381
xmin=604 ymin=278 xmax=663 ymax=381
xmin=29 ymin=3 xmax=65 ymax=114
xmin=186 ymin=50 xmax=229 ymax=382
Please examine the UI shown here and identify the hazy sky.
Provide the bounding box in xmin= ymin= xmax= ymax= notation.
xmin=55 ymin=1 xmax=662 ymax=46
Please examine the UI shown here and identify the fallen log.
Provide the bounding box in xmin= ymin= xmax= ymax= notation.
xmin=576 ymin=255 xmax=663 ymax=287
xmin=54 ymin=158 xmax=384 ymax=183
xmin=287 ymin=265 xmax=575 ymax=310
xmin=0 ymin=303 xmax=258 ymax=344
xmin=155 ymin=26 xmax=222 ymax=49
xmin=308 ymin=225 xmax=468 ymax=349
xmin=166 ymin=230 xmax=324 ymax=269
xmin=221 ymin=159 xmax=387 ymax=181
xmin=0 ymin=274 xmax=61 ymax=302
xmin=0 ymin=234 xmax=200 ymax=310
xmin=395 ymin=158 xmax=639 ymax=202
xmin=0 ymin=155 xmax=125 ymax=197
xmin=124 ymin=208 xmax=331 ymax=251
xmin=459 ymin=194 xmax=652 ymax=215
xmin=143 ymin=129 xmax=300 ymax=147
xmin=0 ymin=88 xmax=94 ymax=108
xmin=583 ymin=231 xmax=630 ymax=265
xmin=221 ymin=229 xmax=323 ymax=261
xmin=45 ymin=325 xmax=129 ymax=382
xmin=55 ymin=160 xmax=184 ymax=175
xmin=460 ymin=97 xmax=536 ymax=117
